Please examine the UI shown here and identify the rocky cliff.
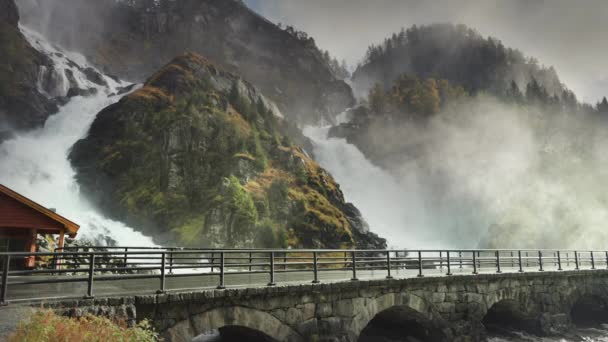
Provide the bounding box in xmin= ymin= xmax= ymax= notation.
xmin=0 ymin=0 xmax=57 ymax=131
xmin=69 ymin=53 xmax=385 ymax=249
xmin=19 ymin=0 xmax=354 ymax=124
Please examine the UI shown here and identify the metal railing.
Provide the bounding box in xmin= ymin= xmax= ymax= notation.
xmin=0 ymin=248 xmax=606 ymax=305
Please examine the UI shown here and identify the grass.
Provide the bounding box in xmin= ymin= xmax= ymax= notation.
xmin=8 ymin=310 xmax=159 ymax=342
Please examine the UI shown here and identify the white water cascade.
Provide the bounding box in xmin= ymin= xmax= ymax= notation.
xmin=303 ymin=121 xmax=440 ymax=249
xmin=0 ymin=27 xmax=156 ymax=246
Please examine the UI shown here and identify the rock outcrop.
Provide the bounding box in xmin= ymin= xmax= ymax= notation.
xmin=19 ymin=0 xmax=354 ymax=124
xmin=70 ymin=53 xmax=385 ymax=249
xmin=0 ymin=0 xmax=57 ymax=130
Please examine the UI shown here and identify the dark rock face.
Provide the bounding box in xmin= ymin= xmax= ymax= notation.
xmin=0 ymin=0 xmax=19 ymax=26
xmin=0 ymin=0 xmax=58 ymax=130
xmin=19 ymin=0 xmax=354 ymax=124
xmin=70 ymin=53 xmax=385 ymax=249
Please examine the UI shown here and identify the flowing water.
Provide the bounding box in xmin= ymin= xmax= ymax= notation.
xmin=0 ymin=27 xmax=155 ymax=246
xmin=303 ymin=124 xmax=446 ymax=249
xmin=488 ymin=326 xmax=608 ymax=341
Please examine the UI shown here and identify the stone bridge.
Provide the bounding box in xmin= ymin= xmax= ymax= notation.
xmin=42 ymin=269 xmax=608 ymax=341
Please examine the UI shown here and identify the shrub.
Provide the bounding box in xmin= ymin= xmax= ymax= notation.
xmin=9 ymin=310 xmax=158 ymax=342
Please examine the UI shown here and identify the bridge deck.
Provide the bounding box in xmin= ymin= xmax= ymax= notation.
xmin=3 ymin=264 xmax=582 ymax=303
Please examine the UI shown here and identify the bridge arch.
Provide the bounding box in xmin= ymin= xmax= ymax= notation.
xmin=569 ymin=294 xmax=608 ymax=327
xmin=350 ymin=293 xmax=450 ymax=341
xmin=483 ymin=299 xmax=542 ymax=336
xmin=164 ymin=306 xmax=304 ymax=342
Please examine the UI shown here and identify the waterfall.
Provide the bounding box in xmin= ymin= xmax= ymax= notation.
xmin=0 ymin=26 xmax=155 ymax=246
xmin=303 ymin=124 xmax=442 ymax=249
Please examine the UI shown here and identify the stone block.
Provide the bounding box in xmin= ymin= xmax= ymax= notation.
xmin=316 ymin=302 xmax=333 ymax=318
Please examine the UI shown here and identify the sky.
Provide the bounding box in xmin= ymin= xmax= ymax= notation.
xmin=244 ymin=0 xmax=608 ymax=104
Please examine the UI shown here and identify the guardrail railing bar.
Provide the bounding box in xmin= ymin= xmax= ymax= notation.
xmin=2 ymin=248 xmax=608 ymax=303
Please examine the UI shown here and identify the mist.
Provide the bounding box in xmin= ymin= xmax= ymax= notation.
xmin=402 ymin=96 xmax=608 ymax=249
xmin=306 ymin=96 xmax=608 ymax=249
xmin=245 ymin=0 xmax=608 ymax=103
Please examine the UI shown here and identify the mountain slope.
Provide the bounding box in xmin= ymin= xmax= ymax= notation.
xmin=69 ymin=53 xmax=385 ymax=249
xmin=19 ymin=0 xmax=354 ymax=124
xmin=0 ymin=0 xmax=57 ymax=131
xmin=352 ymin=23 xmax=565 ymax=99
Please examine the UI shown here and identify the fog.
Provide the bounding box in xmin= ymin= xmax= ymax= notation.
xmin=306 ymin=96 xmax=608 ymax=249
xmin=245 ymin=0 xmax=608 ymax=103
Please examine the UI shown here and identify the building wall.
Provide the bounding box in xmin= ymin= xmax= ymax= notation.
xmin=0 ymin=192 xmax=64 ymax=231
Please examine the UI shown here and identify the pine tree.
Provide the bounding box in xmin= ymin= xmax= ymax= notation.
xmin=506 ymin=80 xmax=523 ymax=103
xmin=526 ymin=77 xmax=549 ymax=104
xmin=368 ymin=83 xmax=386 ymax=114
xmin=598 ymin=97 xmax=608 ymax=114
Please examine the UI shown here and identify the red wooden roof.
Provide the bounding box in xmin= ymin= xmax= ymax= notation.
xmin=0 ymin=184 xmax=79 ymax=237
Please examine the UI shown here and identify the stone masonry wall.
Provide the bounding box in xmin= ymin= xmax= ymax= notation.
xmin=40 ymin=270 xmax=608 ymax=341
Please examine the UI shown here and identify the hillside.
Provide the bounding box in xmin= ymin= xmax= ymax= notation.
xmin=69 ymin=53 xmax=385 ymax=249
xmin=0 ymin=0 xmax=57 ymax=131
xmin=19 ymin=0 xmax=354 ymax=124
xmin=352 ymin=23 xmax=565 ymax=99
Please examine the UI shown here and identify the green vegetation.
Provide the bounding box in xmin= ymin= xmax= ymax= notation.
xmin=72 ymin=54 xmax=368 ymax=249
xmin=8 ymin=310 xmax=157 ymax=342
xmin=367 ymin=74 xmax=467 ymax=119
xmin=356 ymin=23 xmax=565 ymax=98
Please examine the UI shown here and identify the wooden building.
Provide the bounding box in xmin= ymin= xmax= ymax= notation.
xmin=0 ymin=184 xmax=79 ymax=268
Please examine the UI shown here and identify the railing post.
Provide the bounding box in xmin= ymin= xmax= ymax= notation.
xmin=123 ymin=248 xmax=128 ymax=271
xmin=557 ymin=251 xmax=562 ymax=271
xmin=605 ymin=251 xmax=608 ymax=269
xmin=459 ymin=251 xmax=463 ymax=269
xmin=472 ymin=251 xmax=478 ymax=274
xmin=518 ymin=250 xmax=523 ymax=273
xmin=351 ymin=251 xmax=359 ymax=281
xmin=268 ymin=252 xmax=276 ymax=286
xmin=249 ymin=252 xmax=253 ymax=272
xmin=567 ymin=252 xmax=570 ymax=266
xmin=439 ymin=251 xmax=443 ymax=271
xmin=538 ymin=250 xmax=543 ymax=271
xmin=386 ymin=251 xmax=393 ymax=279
xmin=525 ymin=251 xmax=529 ymax=267
xmin=217 ymin=252 xmax=225 ymax=289
xmin=283 ymin=253 xmax=287 ymax=271
xmin=446 ymin=251 xmax=452 ymax=276
xmin=575 ymin=251 xmax=579 ymax=270
xmin=312 ymin=252 xmax=320 ymax=284
xmin=85 ymin=253 xmax=95 ymax=298
xmin=591 ymin=251 xmax=595 ymax=270
xmin=1 ymin=255 xmax=10 ymax=305
xmin=168 ymin=248 xmax=174 ymax=275
xmin=417 ymin=251 xmax=424 ymax=277
xmin=496 ymin=251 xmax=502 ymax=273
xmin=157 ymin=252 xmax=166 ymax=294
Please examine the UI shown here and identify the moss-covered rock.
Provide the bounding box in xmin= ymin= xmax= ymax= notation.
xmin=70 ymin=53 xmax=385 ymax=249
